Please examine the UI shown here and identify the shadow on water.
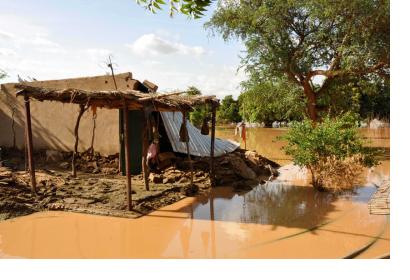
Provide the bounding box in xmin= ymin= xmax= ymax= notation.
xmin=184 ymin=181 xmax=377 ymax=230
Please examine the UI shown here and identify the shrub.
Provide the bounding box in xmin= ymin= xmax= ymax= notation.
xmin=281 ymin=113 xmax=378 ymax=191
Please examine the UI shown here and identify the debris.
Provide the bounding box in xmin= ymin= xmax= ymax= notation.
xmin=0 ymin=146 xmax=279 ymax=221
xmin=149 ymin=173 xmax=163 ymax=184
xmin=60 ymin=162 xmax=70 ymax=169
xmin=227 ymin=153 xmax=256 ymax=180
xmin=46 ymin=150 xmax=64 ymax=162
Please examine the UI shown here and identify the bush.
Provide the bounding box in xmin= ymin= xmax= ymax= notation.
xmin=281 ymin=113 xmax=378 ymax=191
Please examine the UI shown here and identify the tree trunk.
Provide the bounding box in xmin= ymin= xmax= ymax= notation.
xmin=309 ymin=166 xmax=326 ymax=192
xmin=72 ymin=104 xmax=86 ymax=177
xmin=303 ymin=82 xmax=318 ymax=122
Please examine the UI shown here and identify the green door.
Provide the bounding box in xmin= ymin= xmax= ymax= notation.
xmin=119 ymin=109 xmax=144 ymax=175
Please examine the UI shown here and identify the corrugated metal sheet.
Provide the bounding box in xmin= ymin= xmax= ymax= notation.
xmin=160 ymin=112 xmax=239 ymax=157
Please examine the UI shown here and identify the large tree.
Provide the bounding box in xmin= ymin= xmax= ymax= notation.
xmin=207 ymin=0 xmax=389 ymax=122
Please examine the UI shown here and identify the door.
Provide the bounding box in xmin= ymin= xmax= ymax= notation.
xmin=119 ymin=109 xmax=144 ymax=175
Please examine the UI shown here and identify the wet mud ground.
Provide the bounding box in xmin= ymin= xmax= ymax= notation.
xmin=0 ymin=147 xmax=278 ymax=221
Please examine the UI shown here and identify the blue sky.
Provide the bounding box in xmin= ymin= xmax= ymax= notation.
xmin=0 ymin=0 xmax=245 ymax=98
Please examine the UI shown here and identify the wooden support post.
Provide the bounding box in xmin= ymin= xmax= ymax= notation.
xmin=123 ymin=103 xmax=132 ymax=211
xmin=24 ymin=96 xmax=36 ymax=193
xmin=183 ymin=112 xmax=194 ymax=186
xmin=210 ymin=103 xmax=216 ymax=187
xmin=24 ymin=127 xmax=28 ymax=172
xmin=186 ymin=140 xmax=194 ymax=186
xmin=141 ymin=117 xmax=150 ymax=191
xmin=71 ymin=104 xmax=86 ymax=178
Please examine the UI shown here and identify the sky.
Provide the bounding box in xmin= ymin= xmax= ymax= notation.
xmin=0 ymin=0 xmax=246 ymax=99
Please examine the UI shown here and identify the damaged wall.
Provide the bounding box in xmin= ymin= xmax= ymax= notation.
xmin=0 ymin=72 xmax=139 ymax=155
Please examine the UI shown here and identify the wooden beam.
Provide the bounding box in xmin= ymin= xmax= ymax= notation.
xmin=210 ymin=104 xmax=216 ymax=187
xmin=24 ymin=96 xmax=36 ymax=193
xmin=138 ymin=91 xmax=186 ymax=102
xmin=123 ymin=102 xmax=133 ymax=210
xmin=71 ymin=104 xmax=86 ymax=177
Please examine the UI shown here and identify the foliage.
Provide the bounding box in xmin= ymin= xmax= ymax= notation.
xmin=317 ymin=74 xmax=390 ymax=120
xmin=358 ymin=76 xmax=390 ymax=120
xmin=0 ymin=69 xmax=6 ymax=80
xmin=206 ymin=0 xmax=389 ymax=121
xmin=217 ymin=95 xmax=241 ymax=123
xmin=136 ymin=0 xmax=213 ymax=18
xmin=185 ymin=86 xmax=209 ymax=127
xmin=186 ymin=86 xmax=201 ymax=96
xmin=239 ymin=78 xmax=305 ymax=124
xmin=281 ymin=113 xmax=378 ymax=191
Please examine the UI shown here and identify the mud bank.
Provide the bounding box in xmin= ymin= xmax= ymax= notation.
xmin=0 ymin=148 xmax=279 ymax=221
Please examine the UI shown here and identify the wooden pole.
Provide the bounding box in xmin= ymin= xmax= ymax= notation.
xmin=185 ymin=139 xmax=194 ymax=186
xmin=24 ymin=124 xmax=28 ymax=171
xmin=71 ymin=104 xmax=86 ymax=177
xmin=210 ymin=103 xmax=216 ymax=187
xmin=123 ymin=102 xmax=132 ymax=211
xmin=24 ymin=96 xmax=36 ymax=193
xmin=141 ymin=115 xmax=150 ymax=191
xmin=182 ymin=114 xmax=194 ymax=186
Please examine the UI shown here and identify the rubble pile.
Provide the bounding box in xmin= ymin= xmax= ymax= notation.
xmin=57 ymin=150 xmax=119 ymax=175
xmin=150 ymin=148 xmax=280 ymax=192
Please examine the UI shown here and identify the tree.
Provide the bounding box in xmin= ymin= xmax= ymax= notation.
xmin=136 ymin=0 xmax=213 ymax=18
xmin=282 ymin=113 xmax=378 ymax=191
xmin=217 ymin=95 xmax=241 ymax=123
xmin=239 ymin=78 xmax=305 ymax=124
xmin=0 ymin=69 xmax=6 ymax=80
xmin=207 ymin=0 xmax=389 ymax=122
xmin=185 ymin=86 xmax=208 ymax=127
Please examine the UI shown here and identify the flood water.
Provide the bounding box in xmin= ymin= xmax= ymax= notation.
xmin=0 ymin=128 xmax=390 ymax=258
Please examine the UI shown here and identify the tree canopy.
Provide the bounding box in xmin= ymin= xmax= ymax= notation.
xmin=136 ymin=0 xmax=213 ymax=18
xmin=184 ymin=86 xmax=209 ymax=126
xmin=217 ymin=95 xmax=241 ymax=123
xmin=0 ymin=70 xmax=6 ymax=80
xmin=239 ymin=78 xmax=305 ymax=124
xmin=207 ymin=0 xmax=389 ymax=121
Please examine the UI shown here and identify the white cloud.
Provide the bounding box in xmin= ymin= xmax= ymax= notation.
xmin=0 ymin=14 xmax=244 ymax=100
xmin=130 ymin=33 xmax=207 ymax=57
xmin=85 ymin=48 xmax=112 ymax=57
xmin=0 ymin=30 xmax=14 ymax=40
xmin=0 ymin=48 xmax=17 ymax=57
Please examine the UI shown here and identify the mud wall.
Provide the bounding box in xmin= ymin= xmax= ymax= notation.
xmin=0 ymin=72 xmax=139 ymax=155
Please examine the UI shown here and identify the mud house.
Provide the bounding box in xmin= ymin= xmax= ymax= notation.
xmin=0 ymin=72 xmax=240 ymax=210
xmin=0 ymin=73 xmax=238 ymax=169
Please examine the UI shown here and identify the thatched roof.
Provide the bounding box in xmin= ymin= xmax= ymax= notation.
xmin=15 ymin=84 xmax=219 ymax=111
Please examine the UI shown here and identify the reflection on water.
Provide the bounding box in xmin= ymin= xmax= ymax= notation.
xmin=189 ymin=181 xmax=376 ymax=228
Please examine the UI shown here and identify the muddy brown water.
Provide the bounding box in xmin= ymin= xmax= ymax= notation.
xmin=0 ymin=128 xmax=389 ymax=258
